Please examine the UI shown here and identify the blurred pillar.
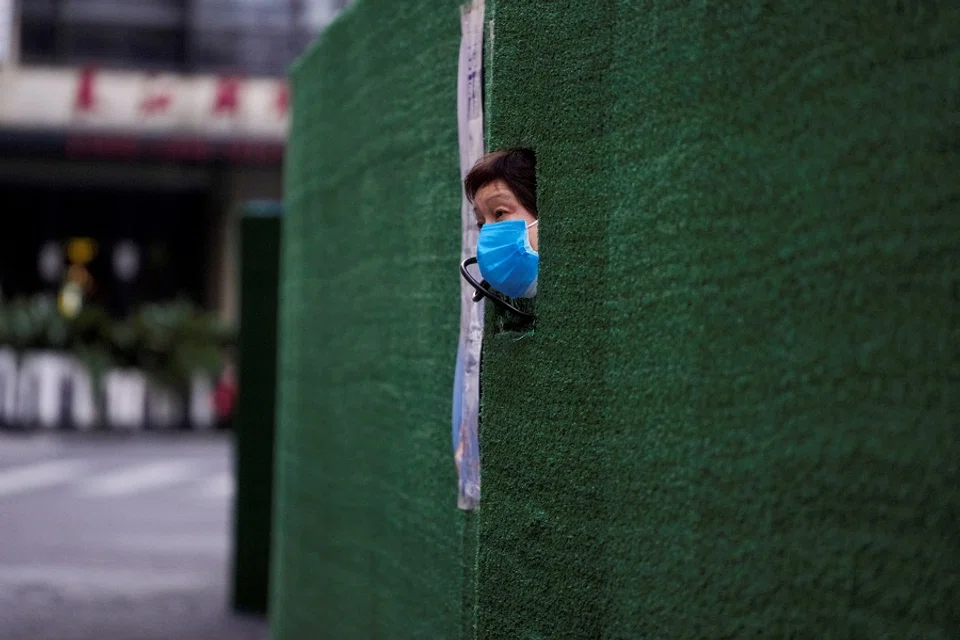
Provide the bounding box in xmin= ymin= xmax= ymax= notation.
xmin=210 ymin=167 xmax=282 ymax=327
xmin=0 ymin=0 xmax=18 ymax=67
xmin=230 ymin=200 xmax=283 ymax=615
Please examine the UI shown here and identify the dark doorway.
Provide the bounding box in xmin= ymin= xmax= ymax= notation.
xmin=0 ymin=183 xmax=211 ymax=317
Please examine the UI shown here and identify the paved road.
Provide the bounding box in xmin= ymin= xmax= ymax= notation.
xmin=0 ymin=432 xmax=269 ymax=640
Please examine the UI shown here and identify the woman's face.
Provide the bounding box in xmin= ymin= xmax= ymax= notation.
xmin=473 ymin=179 xmax=538 ymax=251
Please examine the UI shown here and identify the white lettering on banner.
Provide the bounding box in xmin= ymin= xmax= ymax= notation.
xmin=453 ymin=0 xmax=485 ymax=511
xmin=0 ymin=67 xmax=289 ymax=141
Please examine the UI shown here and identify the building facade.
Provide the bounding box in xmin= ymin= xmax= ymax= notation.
xmin=0 ymin=0 xmax=349 ymax=322
xmin=0 ymin=1 xmax=349 ymax=431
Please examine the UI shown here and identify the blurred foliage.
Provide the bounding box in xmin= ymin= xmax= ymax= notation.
xmin=130 ymin=298 xmax=234 ymax=387
xmin=0 ymin=295 xmax=234 ymax=388
xmin=0 ymin=295 xmax=70 ymax=350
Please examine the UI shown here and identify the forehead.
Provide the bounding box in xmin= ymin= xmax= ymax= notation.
xmin=474 ymin=180 xmax=517 ymax=206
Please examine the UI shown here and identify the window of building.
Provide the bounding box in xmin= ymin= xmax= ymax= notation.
xmin=18 ymin=0 xmax=351 ymax=76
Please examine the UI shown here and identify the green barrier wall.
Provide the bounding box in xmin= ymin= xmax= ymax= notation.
xmin=274 ymin=0 xmax=959 ymax=637
xmin=478 ymin=1 xmax=959 ymax=638
xmin=231 ymin=201 xmax=283 ymax=615
xmin=269 ymin=1 xmax=468 ymax=638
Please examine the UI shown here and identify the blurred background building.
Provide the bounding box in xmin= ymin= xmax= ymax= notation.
xmin=0 ymin=0 xmax=350 ymax=324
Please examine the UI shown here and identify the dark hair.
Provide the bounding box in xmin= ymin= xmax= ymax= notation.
xmin=464 ymin=147 xmax=538 ymax=216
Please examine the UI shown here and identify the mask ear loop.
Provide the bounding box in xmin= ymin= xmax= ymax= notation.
xmin=460 ymin=256 xmax=535 ymax=319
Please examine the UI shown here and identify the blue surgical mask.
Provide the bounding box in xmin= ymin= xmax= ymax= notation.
xmin=476 ymin=219 xmax=539 ymax=299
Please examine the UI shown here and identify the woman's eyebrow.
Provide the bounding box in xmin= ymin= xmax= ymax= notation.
xmin=481 ymin=193 xmax=513 ymax=208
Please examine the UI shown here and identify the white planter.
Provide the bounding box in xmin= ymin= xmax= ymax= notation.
xmin=0 ymin=348 xmax=17 ymax=425
xmin=146 ymin=383 xmax=185 ymax=429
xmin=102 ymin=369 xmax=148 ymax=430
xmin=16 ymin=350 xmax=78 ymax=429
xmin=65 ymin=359 xmax=98 ymax=431
xmin=189 ymin=372 xmax=216 ymax=430
xmin=0 ymin=351 xmax=220 ymax=432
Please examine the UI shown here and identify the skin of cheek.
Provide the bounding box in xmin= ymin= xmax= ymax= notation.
xmin=475 ymin=181 xmax=539 ymax=251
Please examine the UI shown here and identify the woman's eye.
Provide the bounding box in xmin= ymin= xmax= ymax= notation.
xmin=495 ymin=210 xmax=506 ymax=219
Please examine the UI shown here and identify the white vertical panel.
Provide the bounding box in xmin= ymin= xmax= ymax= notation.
xmin=453 ymin=0 xmax=485 ymax=511
xmin=0 ymin=0 xmax=12 ymax=65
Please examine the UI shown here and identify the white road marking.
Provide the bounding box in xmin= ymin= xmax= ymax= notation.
xmin=109 ymin=533 xmax=227 ymax=555
xmin=0 ymin=460 xmax=89 ymax=497
xmin=77 ymin=460 xmax=196 ymax=497
xmin=0 ymin=565 xmax=218 ymax=598
xmin=197 ymin=472 xmax=234 ymax=499
xmin=0 ymin=433 xmax=62 ymax=458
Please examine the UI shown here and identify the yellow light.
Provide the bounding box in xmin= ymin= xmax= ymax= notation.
xmin=59 ymin=282 xmax=84 ymax=318
xmin=67 ymin=238 xmax=98 ymax=266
